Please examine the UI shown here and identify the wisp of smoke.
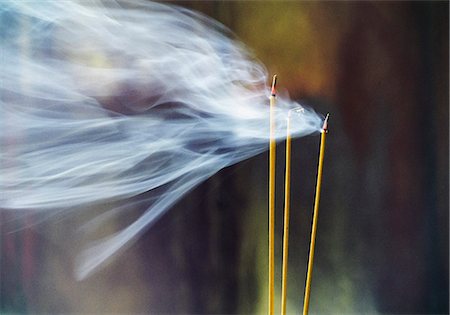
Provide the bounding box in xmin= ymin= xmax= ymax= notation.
xmin=0 ymin=0 xmax=323 ymax=279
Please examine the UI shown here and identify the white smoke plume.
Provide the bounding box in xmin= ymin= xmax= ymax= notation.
xmin=0 ymin=0 xmax=323 ymax=279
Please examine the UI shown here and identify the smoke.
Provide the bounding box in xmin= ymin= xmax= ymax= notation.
xmin=0 ymin=0 xmax=323 ymax=279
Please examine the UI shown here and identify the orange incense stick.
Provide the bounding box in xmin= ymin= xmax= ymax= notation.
xmin=268 ymin=74 xmax=277 ymax=315
xmin=302 ymin=114 xmax=329 ymax=315
xmin=280 ymin=110 xmax=293 ymax=315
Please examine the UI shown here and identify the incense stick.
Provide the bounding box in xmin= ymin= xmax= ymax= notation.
xmin=302 ymin=114 xmax=329 ymax=315
xmin=268 ymin=74 xmax=277 ymax=315
xmin=280 ymin=110 xmax=293 ymax=315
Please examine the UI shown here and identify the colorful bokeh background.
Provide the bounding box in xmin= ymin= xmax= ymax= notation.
xmin=1 ymin=1 xmax=448 ymax=314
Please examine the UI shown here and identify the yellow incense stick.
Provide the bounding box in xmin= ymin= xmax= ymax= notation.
xmin=280 ymin=111 xmax=292 ymax=315
xmin=268 ymin=74 xmax=277 ymax=315
xmin=302 ymin=114 xmax=329 ymax=315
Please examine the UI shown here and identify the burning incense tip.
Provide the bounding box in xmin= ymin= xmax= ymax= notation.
xmin=271 ymin=75 xmax=277 ymax=96
xmin=321 ymin=113 xmax=330 ymax=133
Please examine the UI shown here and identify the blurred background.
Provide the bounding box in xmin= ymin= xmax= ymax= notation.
xmin=1 ymin=1 xmax=448 ymax=314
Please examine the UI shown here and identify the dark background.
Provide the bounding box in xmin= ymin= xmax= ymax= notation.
xmin=1 ymin=1 xmax=448 ymax=314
